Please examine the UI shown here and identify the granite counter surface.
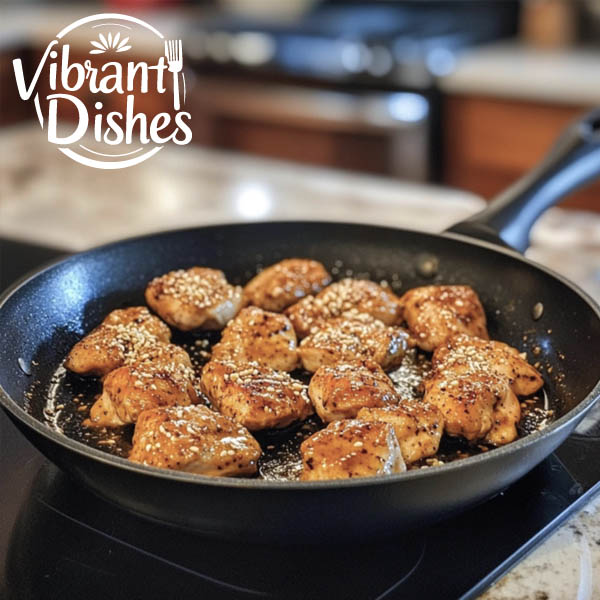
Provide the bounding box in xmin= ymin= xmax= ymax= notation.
xmin=439 ymin=41 xmax=600 ymax=106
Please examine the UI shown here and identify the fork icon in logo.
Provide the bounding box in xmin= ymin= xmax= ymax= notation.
xmin=165 ymin=39 xmax=183 ymax=110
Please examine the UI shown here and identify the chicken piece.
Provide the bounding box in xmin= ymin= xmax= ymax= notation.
xmin=129 ymin=404 xmax=261 ymax=476
xmin=484 ymin=384 xmax=522 ymax=446
xmin=399 ymin=285 xmax=488 ymax=352
xmin=299 ymin=310 xmax=412 ymax=373
xmin=101 ymin=306 xmax=171 ymax=342
xmin=201 ymin=361 xmax=312 ymax=431
xmin=432 ymin=334 xmax=543 ymax=397
xmin=357 ymin=401 xmax=444 ymax=464
xmin=423 ymin=334 xmax=540 ymax=444
xmin=285 ymin=278 xmax=403 ymax=338
xmin=145 ymin=267 xmax=243 ymax=331
xmin=300 ymin=419 xmax=405 ymax=481
xmin=84 ymin=344 xmax=197 ymax=428
xmin=211 ymin=306 xmax=299 ymax=372
xmin=65 ymin=311 xmax=169 ymax=378
xmin=244 ymin=258 xmax=331 ymax=312
xmin=308 ymin=361 xmax=397 ymax=423
xmin=423 ymin=373 xmax=502 ymax=442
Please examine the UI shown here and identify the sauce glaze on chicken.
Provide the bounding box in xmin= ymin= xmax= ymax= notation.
xmin=44 ymin=259 xmax=553 ymax=482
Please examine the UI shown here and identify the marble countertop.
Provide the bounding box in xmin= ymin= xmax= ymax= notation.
xmin=1 ymin=121 xmax=600 ymax=598
xmin=481 ymin=489 xmax=600 ymax=600
xmin=439 ymin=41 xmax=600 ymax=106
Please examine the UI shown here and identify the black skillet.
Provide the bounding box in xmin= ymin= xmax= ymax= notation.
xmin=1 ymin=111 xmax=600 ymax=543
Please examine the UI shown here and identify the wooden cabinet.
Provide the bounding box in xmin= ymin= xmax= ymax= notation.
xmin=194 ymin=114 xmax=392 ymax=174
xmin=0 ymin=46 xmax=35 ymax=125
xmin=443 ymin=94 xmax=600 ymax=212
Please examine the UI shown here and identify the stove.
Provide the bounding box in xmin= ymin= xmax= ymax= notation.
xmin=2 ymin=238 xmax=600 ymax=600
xmin=183 ymin=2 xmax=519 ymax=183
xmin=186 ymin=1 xmax=519 ymax=88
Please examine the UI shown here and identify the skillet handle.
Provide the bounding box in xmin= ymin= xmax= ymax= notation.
xmin=446 ymin=108 xmax=600 ymax=253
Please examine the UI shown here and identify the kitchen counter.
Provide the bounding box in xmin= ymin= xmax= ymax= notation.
xmin=1 ymin=123 xmax=600 ymax=599
xmin=439 ymin=41 xmax=600 ymax=106
xmin=1 ymin=123 xmax=599 ymax=302
xmin=0 ymin=125 xmax=483 ymax=250
xmin=482 ymin=491 xmax=600 ymax=600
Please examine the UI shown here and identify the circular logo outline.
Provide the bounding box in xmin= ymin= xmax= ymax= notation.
xmin=39 ymin=13 xmax=177 ymax=169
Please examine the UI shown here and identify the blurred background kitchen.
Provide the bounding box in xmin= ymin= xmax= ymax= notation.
xmin=1 ymin=0 xmax=599 ymax=300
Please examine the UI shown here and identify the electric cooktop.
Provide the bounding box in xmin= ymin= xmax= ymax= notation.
xmin=1 ymin=237 xmax=599 ymax=600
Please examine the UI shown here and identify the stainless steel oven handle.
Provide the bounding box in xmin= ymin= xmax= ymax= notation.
xmin=193 ymin=78 xmax=429 ymax=131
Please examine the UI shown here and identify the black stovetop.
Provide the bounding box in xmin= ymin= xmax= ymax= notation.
xmin=1 ymin=237 xmax=600 ymax=600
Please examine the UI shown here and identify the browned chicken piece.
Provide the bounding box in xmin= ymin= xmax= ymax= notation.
xmin=399 ymin=285 xmax=489 ymax=352
xmin=65 ymin=309 xmax=171 ymax=378
xmin=101 ymin=306 xmax=171 ymax=342
xmin=308 ymin=361 xmax=397 ymax=423
xmin=145 ymin=267 xmax=243 ymax=331
xmin=300 ymin=419 xmax=405 ymax=481
xmin=357 ymin=401 xmax=444 ymax=464
xmin=423 ymin=373 xmax=501 ymax=441
xmin=211 ymin=306 xmax=299 ymax=372
xmin=484 ymin=383 xmax=522 ymax=446
xmin=298 ymin=310 xmax=412 ymax=373
xmin=129 ymin=404 xmax=261 ymax=476
xmin=201 ymin=360 xmax=312 ymax=431
xmin=243 ymin=258 xmax=332 ymax=312
xmin=285 ymin=278 xmax=403 ymax=338
xmin=84 ymin=344 xmax=197 ymax=428
xmin=423 ymin=334 xmax=539 ymax=445
xmin=432 ymin=334 xmax=543 ymax=397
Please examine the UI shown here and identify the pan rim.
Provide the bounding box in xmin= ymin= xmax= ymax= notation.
xmin=1 ymin=220 xmax=599 ymax=491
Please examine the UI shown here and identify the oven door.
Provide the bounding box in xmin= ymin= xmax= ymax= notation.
xmin=189 ymin=77 xmax=431 ymax=180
